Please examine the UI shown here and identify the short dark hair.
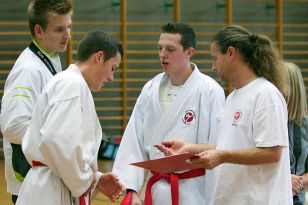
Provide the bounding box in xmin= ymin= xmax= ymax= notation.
xmin=28 ymin=0 xmax=73 ymax=36
xmin=76 ymin=31 xmax=123 ymax=62
xmin=161 ymin=22 xmax=196 ymax=50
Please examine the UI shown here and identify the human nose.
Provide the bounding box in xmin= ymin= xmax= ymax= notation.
xmin=108 ymin=74 xmax=114 ymax=82
xmin=159 ymin=48 xmax=167 ymax=58
xmin=65 ymin=28 xmax=71 ymax=40
xmin=211 ymin=63 xmax=216 ymax=71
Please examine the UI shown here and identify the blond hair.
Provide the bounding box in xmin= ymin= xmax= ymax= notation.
xmin=285 ymin=62 xmax=307 ymax=125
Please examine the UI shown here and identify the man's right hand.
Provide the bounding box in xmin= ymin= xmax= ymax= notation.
xmin=97 ymin=172 xmax=125 ymax=202
xmin=155 ymin=139 xmax=192 ymax=156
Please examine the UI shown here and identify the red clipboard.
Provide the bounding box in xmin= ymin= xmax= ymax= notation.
xmin=130 ymin=153 xmax=202 ymax=173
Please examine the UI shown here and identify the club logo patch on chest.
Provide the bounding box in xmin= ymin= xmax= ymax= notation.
xmin=232 ymin=110 xmax=242 ymax=126
xmin=182 ymin=110 xmax=196 ymax=125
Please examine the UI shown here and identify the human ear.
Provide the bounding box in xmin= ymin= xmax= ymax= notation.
xmin=96 ymin=51 xmax=105 ymax=62
xmin=187 ymin=47 xmax=195 ymax=58
xmin=34 ymin=24 xmax=43 ymax=38
xmin=228 ymin=46 xmax=236 ymax=62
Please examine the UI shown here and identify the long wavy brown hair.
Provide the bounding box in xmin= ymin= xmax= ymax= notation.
xmin=212 ymin=25 xmax=289 ymax=98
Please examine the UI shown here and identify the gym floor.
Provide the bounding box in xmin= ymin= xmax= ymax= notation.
xmin=2 ymin=159 xmax=308 ymax=205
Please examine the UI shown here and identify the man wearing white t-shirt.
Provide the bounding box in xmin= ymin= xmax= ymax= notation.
xmin=157 ymin=25 xmax=293 ymax=205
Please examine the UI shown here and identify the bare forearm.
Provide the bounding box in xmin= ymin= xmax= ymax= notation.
xmin=191 ymin=146 xmax=283 ymax=170
xmin=219 ymin=146 xmax=282 ymax=165
xmin=189 ymin=143 xmax=216 ymax=154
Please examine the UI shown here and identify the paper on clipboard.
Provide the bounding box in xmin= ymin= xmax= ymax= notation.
xmin=130 ymin=152 xmax=202 ymax=173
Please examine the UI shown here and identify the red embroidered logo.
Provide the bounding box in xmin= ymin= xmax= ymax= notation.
xmin=232 ymin=110 xmax=242 ymax=126
xmin=182 ymin=110 xmax=196 ymax=125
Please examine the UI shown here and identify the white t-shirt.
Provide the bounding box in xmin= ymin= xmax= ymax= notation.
xmin=159 ymin=77 xmax=182 ymax=113
xmin=212 ymin=77 xmax=292 ymax=205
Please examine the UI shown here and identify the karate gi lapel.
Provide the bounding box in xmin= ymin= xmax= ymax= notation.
xmin=150 ymin=66 xmax=201 ymax=147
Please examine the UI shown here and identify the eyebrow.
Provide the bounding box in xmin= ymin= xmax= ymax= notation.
xmin=157 ymin=44 xmax=177 ymax=49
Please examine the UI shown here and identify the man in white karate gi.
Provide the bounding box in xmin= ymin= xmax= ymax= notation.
xmin=16 ymin=31 xmax=125 ymax=205
xmin=0 ymin=0 xmax=72 ymax=204
xmin=113 ymin=22 xmax=225 ymax=205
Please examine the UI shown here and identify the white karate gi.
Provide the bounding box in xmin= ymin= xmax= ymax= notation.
xmin=16 ymin=64 xmax=102 ymax=205
xmin=113 ymin=64 xmax=225 ymax=205
xmin=211 ymin=78 xmax=293 ymax=205
xmin=0 ymin=45 xmax=61 ymax=195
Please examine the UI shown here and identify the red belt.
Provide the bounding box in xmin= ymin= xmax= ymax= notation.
xmin=32 ymin=161 xmax=91 ymax=205
xmin=120 ymin=191 xmax=132 ymax=205
xmin=144 ymin=168 xmax=205 ymax=205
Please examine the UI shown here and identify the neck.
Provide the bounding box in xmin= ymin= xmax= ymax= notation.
xmin=231 ymin=65 xmax=257 ymax=89
xmin=33 ymin=38 xmax=56 ymax=57
xmin=75 ymin=61 xmax=90 ymax=81
xmin=75 ymin=61 xmax=85 ymax=72
xmin=169 ymin=63 xmax=194 ymax=86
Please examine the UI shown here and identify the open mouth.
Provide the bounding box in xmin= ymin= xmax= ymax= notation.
xmin=161 ymin=60 xmax=169 ymax=65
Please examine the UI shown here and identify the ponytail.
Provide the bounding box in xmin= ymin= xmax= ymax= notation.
xmin=251 ymin=34 xmax=288 ymax=97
